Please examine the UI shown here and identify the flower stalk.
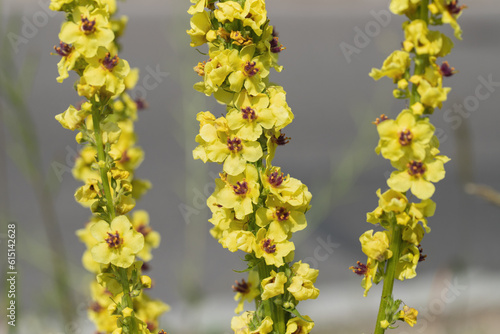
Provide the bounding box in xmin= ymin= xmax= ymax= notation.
xmin=351 ymin=0 xmax=466 ymax=332
xmin=188 ymin=0 xmax=319 ymax=332
xmin=50 ymin=0 xmax=169 ymax=332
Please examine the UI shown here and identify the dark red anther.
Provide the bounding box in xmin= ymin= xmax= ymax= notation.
xmin=241 ymin=106 xmax=257 ymax=120
xmin=232 ymin=279 xmax=250 ymax=294
xmin=275 ymin=207 xmax=290 ymax=222
xmin=102 ymin=52 xmax=119 ymax=71
xmin=243 ymin=61 xmax=259 ymax=77
xmin=232 ymin=181 xmax=249 ymax=195
xmin=81 ymin=16 xmax=96 ymax=33
xmin=262 ymin=238 xmax=277 ymax=254
xmin=350 ymin=261 xmax=368 ymax=276
xmin=227 ymin=137 xmax=243 ymax=152
xmin=54 ymin=41 xmax=73 ymax=57
xmin=268 ymin=171 xmax=284 ymax=187
xmin=105 ymin=231 xmax=123 ymax=248
xmin=407 ymin=160 xmax=426 ymax=176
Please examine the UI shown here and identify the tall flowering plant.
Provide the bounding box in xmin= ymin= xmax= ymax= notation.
xmin=50 ymin=0 xmax=169 ymax=333
xmin=188 ymin=0 xmax=319 ymax=332
xmin=350 ymin=0 xmax=465 ymax=332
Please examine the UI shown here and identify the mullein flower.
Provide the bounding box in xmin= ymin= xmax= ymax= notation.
xmin=261 ymin=270 xmax=287 ymax=300
xmin=59 ymin=6 xmax=114 ymax=58
xmin=83 ymin=47 xmax=130 ymax=97
xmin=233 ymin=271 xmax=261 ymax=313
xmin=355 ymin=1 xmax=465 ymax=332
xmin=375 ymin=111 xmax=435 ymax=161
xmin=189 ymin=1 xmax=317 ymax=331
xmin=285 ymin=316 xmax=314 ymax=334
xmin=52 ymin=1 xmax=168 ymax=332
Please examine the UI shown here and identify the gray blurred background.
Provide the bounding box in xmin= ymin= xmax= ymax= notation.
xmin=1 ymin=0 xmax=499 ymax=333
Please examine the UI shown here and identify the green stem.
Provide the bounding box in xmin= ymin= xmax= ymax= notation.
xmin=275 ymin=299 xmax=286 ymax=334
xmin=374 ymin=217 xmax=403 ymax=334
xmin=256 ymin=260 xmax=287 ymax=333
xmin=410 ymin=0 xmax=430 ymax=106
xmin=118 ymin=267 xmax=139 ymax=333
xmin=257 ymin=261 xmax=274 ymax=321
xmin=91 ymin=103 xmax=116 ymax=221
xmin=92 ymin=101 xmax=140 ymax=332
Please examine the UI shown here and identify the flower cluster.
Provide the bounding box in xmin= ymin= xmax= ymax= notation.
xmin=51 ymin=0 xmax=168 ymax=333
xmin=352 ymin=0 xmax=465 ymax=332
xmin=188 ymin=0 xmax=318 ymax=332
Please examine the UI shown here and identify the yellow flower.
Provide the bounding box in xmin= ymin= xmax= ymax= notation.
xmin=267 ymin=85 xmax=294 ymax=131
xmin=74 ymin=178 xmax=99 ymax=207
xmin=83 ymin=47 xmax=130 ymax=97
xmin=380 ymin=320 xmax=390 ymax=329
xmin=214 ymin=1 xmax=244 ymax=23
xmin=360 ymin=230 xmax=392 ymax=262
xmin=187 ymin=11 xmax=212 ymax=47
xmin=261 ymin=167 xmax=312 ymax=210
xmin=403 ymin=20 xmax=453 ymax=56
xmin=389 ymin=0 xmax=420 ymax=16
xmin=429 ymin=0 xmax=466 ymax=40
xmin=251 ymin=316 xmax=273 ymax=334
xmin=292 ymin=261 xmax=319 ymax=283
xmin=408 ymin=198 xmax=436 ymax=233
xmin=376 ymin=111 xmax=435 ymax=161
xmin=231 ymin=311 xmax=253 ymax=334
xmin=129 ymin=210 xmax=160 ymax=262
xmin=285 ymin=316 xmax=315 ymax=334
xmin=187 ymin=0 xmax=209 ymax=15
xmin=194 ymin=49 xmax=237 ymax=96
xmin=233 ymin=271 xmax=260 ymax=313
xmin=228 ymin=45 xmax=270 ymax=96
xmin=261 ymin=270 xmax=287 ymax=300
xmin=255 ymin=196 xmax=307 ymax=242
xmin=417 ymin=78 xmax=451 ymax=109
xmin=220 ymin=230 xmax=255 ymax=253
xmin=396 ymin=244 xmax=420 ymax=280
xmin=55 ymin=104 xmax=90 ymax=131
xmin=369 ymin=50 xmax=411 ymax=81
xmin=88 ymin=281 xmax=120 ymax=333
xmin=387 ymin=155 xmax=447 ymax=200
xmin=212 ymin=165 xmax=260 ymax=219
xmin=241 ymin=0 xmax=267 ymax=36
xmin=134 ymin=293 xmax=171 ymax=332
xmin=90 ymin=215 xmax=144 ymax=268
xmin=76 ymin=76 xmax=99 ymax=98
xmin=53 ymin=41 xmax=81 ymax=83
xmin=254 ymin=228 xmax=295 ymax=267
xmin=206 ymin=132 xmax=263 ymax=176
xmin=287 ymin=276 xmax=319 ymax=301
xmin=402 ymin=223 xmax=424 ymax=245
xmin=376 ymin=188 xmax=408 ymax=213
xmin=398 ymin=305 xmax=418 ymax=327
xmin=226 ymin=91 xmax=275 ymax=141
xmin=49 ymin=0 xmax=75 ymax=11
xmin=59 ymin=6 xmax=114 ymax=58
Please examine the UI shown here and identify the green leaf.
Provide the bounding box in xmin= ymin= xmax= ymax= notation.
xmin=283 ymin=307 xmax=313 ymax=323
